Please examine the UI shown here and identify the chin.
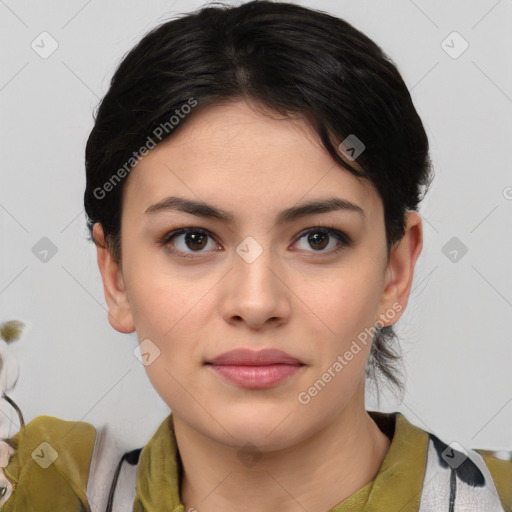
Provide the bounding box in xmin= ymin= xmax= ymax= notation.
xmin=206 ymin=409 xmax=309 ymax=452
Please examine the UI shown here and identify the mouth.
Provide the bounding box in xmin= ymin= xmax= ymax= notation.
xmin=205 ymin=348 xmax=304 ymax=366
xmin=204 ymin=348 xmax=306 ymax=389
xmin=205 ymin=363 xmax=305 ymax=389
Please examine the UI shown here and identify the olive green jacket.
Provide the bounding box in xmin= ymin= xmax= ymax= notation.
xmin=0 ymin=410 xmax=510 ymax=511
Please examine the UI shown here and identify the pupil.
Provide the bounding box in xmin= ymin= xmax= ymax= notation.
xmin=309 ymin=231 xmax=328 ymax=250
xmin=186 ymin=232 xmax=207 ymax=250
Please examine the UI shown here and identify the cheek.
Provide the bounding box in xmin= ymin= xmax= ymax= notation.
xmin=124 ymin=256 xmax=203 ymax=340
xmin=125 ymin=266 xmax=216 ymax=387
xmin=299 ymin=264 xmax=384 ymax=392
xmin=308 ymin=266 xmax=383 ymax=339
xmin=299 ymin=278 xmax=380 ymax=407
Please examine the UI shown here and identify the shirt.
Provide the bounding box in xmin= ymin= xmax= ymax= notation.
xmin=1 ymin=410 xmax=510 ymax=511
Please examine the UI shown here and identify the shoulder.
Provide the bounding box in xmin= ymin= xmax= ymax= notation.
xmin=381 ymin=412 xmax=511 ymax=511
xmin=421 ymin=428 xmax=511 ymax=511
xmin=0 ymin=414 xmax=96 ymax=511
xmin=474 ymin=448 xmax=512 ymax=511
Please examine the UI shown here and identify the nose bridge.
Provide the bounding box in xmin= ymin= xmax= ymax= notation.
xmin=234 ymin=234 xmax=276 ymax=287
xmin=226 ymin=233 xmax=288 ymax=316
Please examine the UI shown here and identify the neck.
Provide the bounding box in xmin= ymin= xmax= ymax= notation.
xmin=174 ymin=385 xmax=391 ymax=512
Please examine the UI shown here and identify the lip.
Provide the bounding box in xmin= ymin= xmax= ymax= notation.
xmin=205 ymin=348 xmax=304 ymax=366
xmin=205 ymin=348 xmax=306 ymax=389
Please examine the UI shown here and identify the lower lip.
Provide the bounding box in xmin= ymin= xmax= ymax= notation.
xmin=206 ymin=363 xmax=304 ymax=389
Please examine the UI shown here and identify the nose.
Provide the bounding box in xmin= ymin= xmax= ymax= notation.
xmin=221 ymin=237 xmax=291 ymax=330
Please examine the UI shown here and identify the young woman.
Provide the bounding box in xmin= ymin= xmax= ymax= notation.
xmin=1 ymin=1 xmax=510 ymax=511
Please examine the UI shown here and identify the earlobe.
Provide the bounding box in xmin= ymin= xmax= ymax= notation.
xmin=378 ymin=211 xmax=423 ymax=326
xmin=93 ymin=223 xmax=136 ymax=334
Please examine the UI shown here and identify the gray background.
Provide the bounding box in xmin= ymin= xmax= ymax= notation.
xmin=0 ymin=0 xmax=511 ymax=453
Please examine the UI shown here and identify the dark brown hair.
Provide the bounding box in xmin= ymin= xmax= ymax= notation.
xmin=84 ymin=0 xmax=434 ymax=402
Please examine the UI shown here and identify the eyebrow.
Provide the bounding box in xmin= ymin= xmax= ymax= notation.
xmin=145 ymin=195 xmax=365 ymax=224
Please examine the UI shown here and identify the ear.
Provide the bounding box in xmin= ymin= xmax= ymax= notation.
xmin=93 ymin=223 xmax=135 ymax=334
xmin=377 ymin=211 xmax=423 ymax=326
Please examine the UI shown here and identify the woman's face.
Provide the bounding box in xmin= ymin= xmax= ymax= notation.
xmin=95 ymin=99 xmax=422 ymax=450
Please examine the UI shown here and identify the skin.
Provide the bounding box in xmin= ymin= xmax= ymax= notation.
xmin=94 ymin=99 xmax=423 ymax=511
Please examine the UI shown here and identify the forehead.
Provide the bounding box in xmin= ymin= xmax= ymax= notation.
xmin=122 ymin=100 xmax=382 ymax=224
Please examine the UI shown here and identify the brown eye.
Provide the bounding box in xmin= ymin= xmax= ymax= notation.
xmin=294 ymin=227 xmax=351 ymax=255
xmin=307 ymin=231 xmax=330 ymax=250
xmin=158 ymin=225 xmax=351 ymax=260
xmin=160 ymin=228 xmax=219 ymax=258
xmin=182 ymin=231 xmax=208 ymax=251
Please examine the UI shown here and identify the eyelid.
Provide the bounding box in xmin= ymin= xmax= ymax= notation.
xmin=157 ymin=227 xmax=220 ymax=259
xmin=158 ymin=224 xmax=352 ymax=258
xmin=294 ymin=225 xmax=352 ymax=246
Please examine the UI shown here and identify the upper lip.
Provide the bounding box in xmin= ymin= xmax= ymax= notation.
xmin=205 ymin=348 xmax=304 ymax=366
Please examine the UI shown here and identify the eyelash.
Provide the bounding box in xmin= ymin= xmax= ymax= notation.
xmin=157 ymin=225 xmax=352 ymax=260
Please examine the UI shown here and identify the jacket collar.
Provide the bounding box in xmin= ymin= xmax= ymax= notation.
xmin=132 ymin=410 xmax=429 ymax=512
xmin=133 ymin=412 xmax=184 ymax=512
